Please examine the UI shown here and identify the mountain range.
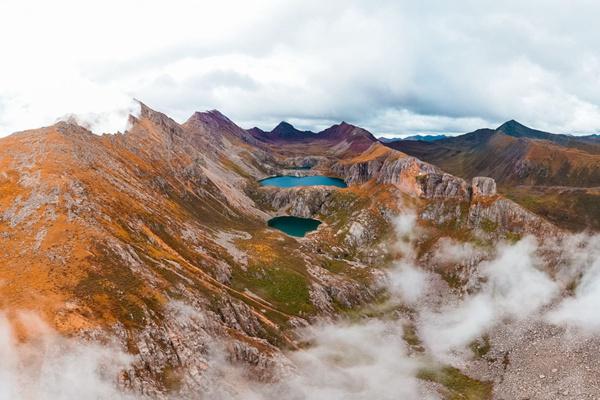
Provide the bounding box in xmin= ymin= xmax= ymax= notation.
xmin=386 ymin=119 xmax=600 ymax=230
xmin=0 ymin=103 xmax=598 ymax=398
xmin=379 ymin=134 xmax=449 ymax=143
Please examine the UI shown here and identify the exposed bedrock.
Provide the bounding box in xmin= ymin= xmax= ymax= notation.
xmin=331 ymin=154 xmax=437 ymax=190
xmin=262 ymin=186 xmax=337 ymax=218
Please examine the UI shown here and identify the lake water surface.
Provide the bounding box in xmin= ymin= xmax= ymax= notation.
xmin=267 ymin=216 xmax=322 ymax=237
xmin=259 ymin=175 xmax=347 ymax=188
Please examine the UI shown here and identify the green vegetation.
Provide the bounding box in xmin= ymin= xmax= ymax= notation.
xmin=415 ymin=174 xmax=428 ymax=185
xmin=417 ymin=366 xmax=493 ymax=400
xmin=232 ymin=263 xmax=314 ymax=316
xmin=504 ymin=231 xmax=522 ymax=243
xmin=320 ymin=257 xmax=374 ymax=284
xmin=402 ymin=322 xmax=425 ymax=352
xmin=436 ymin=265 xmax=468 ymax=289
xmin=504 ymin=186 xmax=600 ymax=231
xmin=323 ymin=190 xmax=365 ymax=228
xmin=160 ymin=365 xmax=184 ymax=391
xmin=480 ymin=218 xmax=498 ymax=233
xmin=74 ymin=243 xmax=164 ymax=329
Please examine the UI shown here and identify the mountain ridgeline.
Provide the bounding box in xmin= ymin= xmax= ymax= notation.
xmin=385 ymin=119 xmax=600 ymax=230
xmin=0 ymin=103 xmax=596 ymax=398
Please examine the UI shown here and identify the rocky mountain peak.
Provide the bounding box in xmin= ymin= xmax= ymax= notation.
xmin=322 ymin=122 xmax=378 ymax=142
xmin=497 ymin=119 xmax=550 ymax=139
xmin=271 ymin=121 xmax=313 ymax=139
xmin=130 ymin=101 xmax=183 ymax=139
xmin=497 ymin=119 xmax=523 ymax=130
xmin=187 ymin=109 xmax=233 ymax=126
xmin=183 ymin=110 xmax=242 ymax=137
xmin=273 ymin=121 xmax=294 ymax=130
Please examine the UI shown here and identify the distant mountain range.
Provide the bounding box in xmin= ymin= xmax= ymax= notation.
xmin=379 ymin=134 xmax=449 ymax=143
xmin=385 ymin=119 xmax=600 ymax=186
xmin=385 ymin=119 xmax=600 ymax=230
xmin=248 ymin=118 xmax=600 ymax=230
xmin=248 ymin=120 xmax=377 ymax=155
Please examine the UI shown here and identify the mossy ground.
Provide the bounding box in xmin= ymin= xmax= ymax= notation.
xmin=233 ymin=264 xmax=313 ymax=316
xmin=417 ymin=366 xmax=493 ymax=400
xmin=504 ymin=186 xmax=600 ymax=231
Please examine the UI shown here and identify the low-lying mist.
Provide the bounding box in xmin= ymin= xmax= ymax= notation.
xmin=0 ymin=312 xmax=131 ymax=400
xmin=2 ymin=211 xmax=600 ymax=399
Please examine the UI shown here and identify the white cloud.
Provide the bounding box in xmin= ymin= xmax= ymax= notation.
xmin=273 ymin=321 xmax=435 ymax=400
xmin=546 ymin=234 xmax=600 ymax=331
xmin=2 ymin=0 xmax=600 ymax=136
xmin=0 ymin=312 xmax=132 ymax=400
xmin=419 ymin=237 xmax=560 ymax=358
xmin=387 ymin=213 xmax=431 ymax=304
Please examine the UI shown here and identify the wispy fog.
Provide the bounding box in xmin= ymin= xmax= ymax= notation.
xmin=419 ymin=237 xmax=560 ymax=358
xmin=0 ymin=312 xmax=131 ymax=400
xmin=546 ymin=234 xmax=600 ymax=331
xmin=2 ymin=213 xmax=600 ymax=398
xmin=246 ymin=321 xmax=436 ymax=400
xmin=56 ymin=100 xmax=142 ymax=135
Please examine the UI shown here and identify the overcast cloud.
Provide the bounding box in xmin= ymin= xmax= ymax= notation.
xmin=1 ymin=0 xmax=600 ymax=137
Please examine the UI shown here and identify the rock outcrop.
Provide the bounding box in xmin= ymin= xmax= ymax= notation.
xmin=331 ymin=144 xmax=438 ymax=193
xmin=420 ymin=173 xmax=469 ymax=200
xmin=262 ymin=186 xmax=337 ymax=218
xmin=471 ymin=176 xmax=497 ymax=198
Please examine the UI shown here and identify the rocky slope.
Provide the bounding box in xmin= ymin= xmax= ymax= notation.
xmin=386 ymin=120 xmax=600 ymax=231
xmin=0 ymin=103 xmax=570 ymax=399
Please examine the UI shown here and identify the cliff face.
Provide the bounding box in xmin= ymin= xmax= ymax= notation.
xmin=330 ymin=144 xmax=438 ymax=194
xmin=419 ymin=173 xmax=555 ymax=236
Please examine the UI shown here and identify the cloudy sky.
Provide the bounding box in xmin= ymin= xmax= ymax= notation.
xmin=1 ymin=0 xmax=600 ymax=138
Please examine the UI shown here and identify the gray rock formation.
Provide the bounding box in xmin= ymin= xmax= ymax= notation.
xmin=420 ymin=173 xmax=469 ymax=200
xmin=331 ymin=152 xmax=438 ymax=190
xmin=264 ymin=186 xmax=337 ymax=218
xmin=471 ymin=176 xmax=497 ymax=198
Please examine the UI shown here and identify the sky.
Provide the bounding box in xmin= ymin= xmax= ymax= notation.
xmin=1 ymin=0 xmax=600 ymax=138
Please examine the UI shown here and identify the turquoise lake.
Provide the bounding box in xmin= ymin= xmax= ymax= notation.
xmin=267 ymin=216 xmax=322 ymax=237
xmin=259 ymin=175 xmax=347 ymax=188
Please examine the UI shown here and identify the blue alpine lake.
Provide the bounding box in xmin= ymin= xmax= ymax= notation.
xmin=267 ymin=216 xmax=322 ymax=237
xmin=259 ymin=175 xmax=347 ymax=188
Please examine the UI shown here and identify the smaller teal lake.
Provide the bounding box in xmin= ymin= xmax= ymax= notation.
xmin=259 ymin=175 xmax=347 ymax=188
xmin=267 ymin=216 xmax=322 ymax=237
